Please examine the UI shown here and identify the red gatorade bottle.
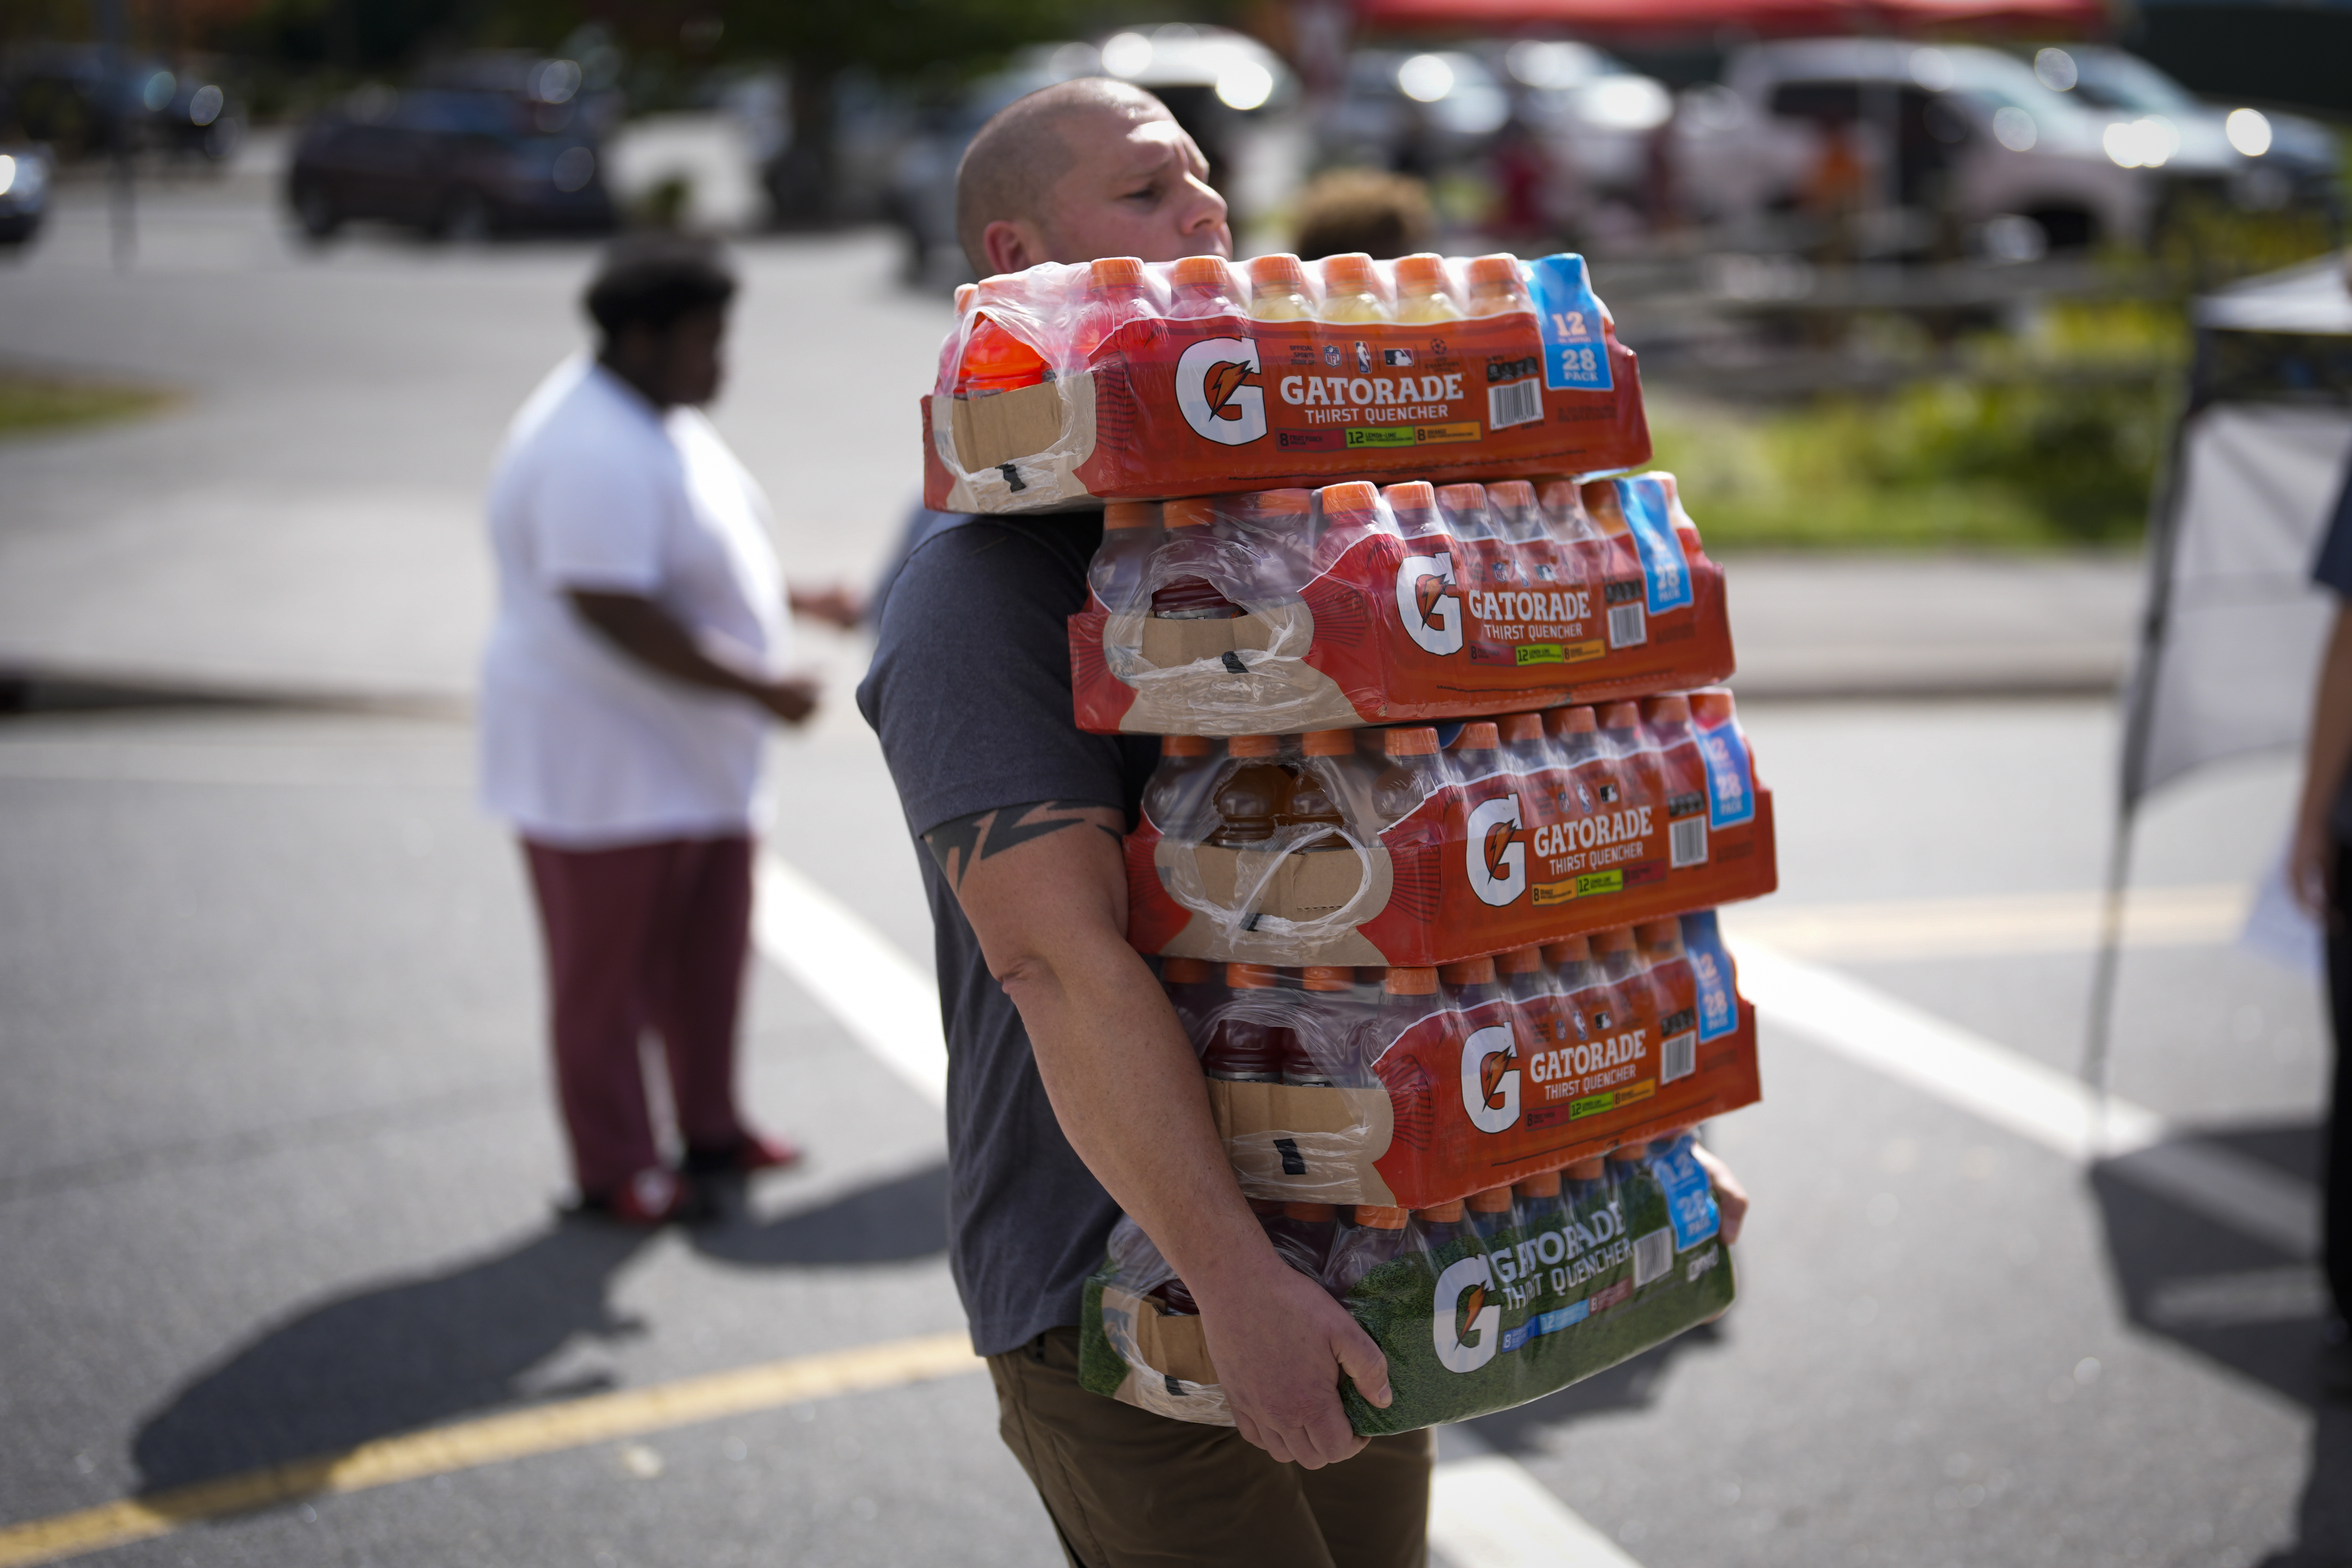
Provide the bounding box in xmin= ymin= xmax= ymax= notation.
xmin=1324 ymin=1204 xmax=1410 ymax=1296
xmin=1580 ymin=481 xmax=1652 ymax=649
xmin=1487 ymin=478 xmax=1558 ymax=594
xmin=1372 ymin=726 xmax=1447 ymax=832
xmin=1208 ymin=735 xmax=1293 ymax=847
xmin=1436 ymin=482 xmax=1497 ymax=544
xmin=1447 ymin=720 xmax=1505 ymax=784
xmin=1168 ymin=253 xmax=1243 ymax=320
xmin=1202 ymin=963 xmax=1288 ymax=1082
xmin=1591 ymin=926 xmax=1657 ymax=1072
xmin=1498 ymin=943 xmax=1567 ymax=1072
xmin=1498 ymin=711 xmax=1557 ymax=826
xmin=1643 ymin=694 xmax=1709 ymax=870
xmin=1636 ymin=920 xmax=1700 ymax=1088
xmin=1383 ymin=480 xmax=1443 ymax=542
xmin=1076 ymin=256 xmax=1156 ymax=356
xmin=1239 ymin=486 xmax=1316 ymax=592
xmin=1541 ymin=933 xmax=1602 ymax=1049
xmin=1310 ymin=480 xmax=1388 ymax=573
xmin=1149 ymin=497 xmax=1241 ymax=621
xmin=1600 ymin=702 xmax=1665 ymax=822
xmin=1090 ymin=498 xmax=1162 ymax=612
xmin=1143 ymin=733 xmax=1220 ymax=839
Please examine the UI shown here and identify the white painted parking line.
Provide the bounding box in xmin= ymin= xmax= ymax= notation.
xmin=1730 ymin=938 xmax=2322 ymax=1260
xmin=751 ymin=853 xmax=1644 ymax=1567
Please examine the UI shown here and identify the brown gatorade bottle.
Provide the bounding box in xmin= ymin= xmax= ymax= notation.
xmin=1202 ymin=962 xmax=1288 ymax=1082
xmin=1266 ymin=1200 xmax=1340 ymax=1276
xmin=1415 ymin=1199 xmax=1468 ymax=1249
xmin=1246 ymin=253 xmax=1314 ymax=322
xmin=1209 ymin=735 xmax=1292 ymax=847
xmin=1465 ymin=254 xmax=1534 ymax=316
xmin=1514 ymin=1168 xmax=1567 ymax=1230
xmin=1372 ymin=726 xmax=1447 ymax=831
xmin=1150 ymin=497 xmax=1241 ymax=620
xmin=1091 ymin=498 xmax=1161 ymax=613
xmin=1324 ymin=1204 xmax=1411 ymax=1295
xmin=1394 ymin=253 xmax=1464 ymax=323
xmin=1143 ymin=734 xmax=1219 ymax=840
xmin=1468 ymin=1184 xmax=1517 ymax=1240
xmin=1169 ymin=253 xmax=1243 ymax=320
xmin=1286 ymin=965 xmax=1355 ymax=1086
xmin=1281 ymin=731 xmax=1357 ymax=851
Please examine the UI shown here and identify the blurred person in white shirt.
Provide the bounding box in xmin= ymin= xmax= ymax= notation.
xmin=479 ymin=233 xmax=858 ymax=1225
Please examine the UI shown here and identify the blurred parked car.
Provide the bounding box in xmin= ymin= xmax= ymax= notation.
xmin=1 ymin=44 xmax=241 ymax=161
xmin=1481 ymin=39 xmax=1673 ymax=231
xmin=1324 ymin=48 xmax=1511 ymax=179
xmin=287 ymin=66 xmax=615 ymax=241
xmin=2025 ymin=44 xmax=2339 ymax=215
xmin=1675 ymin=39 xmax=2149 ymax=257
xmin=0 ymin=144 xmax=51 ymax=244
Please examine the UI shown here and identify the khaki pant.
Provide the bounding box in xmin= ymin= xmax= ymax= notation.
xmin=987 ymin=1328 xmax=1432 ymax=1568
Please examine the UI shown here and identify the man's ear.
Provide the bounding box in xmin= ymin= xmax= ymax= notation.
xmin=982 ymin=218 xmax=1051 ymax=276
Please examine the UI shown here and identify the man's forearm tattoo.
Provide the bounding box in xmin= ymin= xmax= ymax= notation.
xmin=923 ymin=800 xmax=1120 ymax=892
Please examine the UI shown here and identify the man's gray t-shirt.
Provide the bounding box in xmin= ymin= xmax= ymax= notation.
xmin=856 ymin=514 xmax=1161 ymax=1357
xmin=2312 ymin=462 xmax=2352 ymax=842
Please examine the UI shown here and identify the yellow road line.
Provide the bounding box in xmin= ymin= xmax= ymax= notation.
xmin=0 ymin=1330 xmax=981 ymax=1568
xmin=1718 ymin=883 xmax=2251 ymax=962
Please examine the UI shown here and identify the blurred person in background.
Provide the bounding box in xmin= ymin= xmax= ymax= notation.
xmin=2286 ymin=428 xmax=2352 ymax=1389
xmin=1290 ymin=166 xmax=1435 ymax=261
xmin=479 ymin=234 xmax=860 ymax=1226
xmin=861 ymin=76 xmax=1749 ymax=1566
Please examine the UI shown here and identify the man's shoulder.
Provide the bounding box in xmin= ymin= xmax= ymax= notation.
xmin=894 ymin=511 xmax=1100 ymax=601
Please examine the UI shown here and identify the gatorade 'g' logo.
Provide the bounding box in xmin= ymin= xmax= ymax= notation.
xmin=1460 ymin=1023 xmax=1520 ymax=1133
xmin=1433 ymin=1255 xmax=1500 ymax=1373
xmin=1465 ymin=795 xmax=1526 ymax=907
xmin=1395 ymin=553 xmax=1462 ymax=656
xmin=1174 ymin=337 xmax=1266 ymax=447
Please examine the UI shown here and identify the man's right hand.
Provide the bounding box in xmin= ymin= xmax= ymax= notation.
xmin=1195 ymin=1250 xmax=1391 ymax=1468
xmin=756 ymin=676 xmax=820 ymax=725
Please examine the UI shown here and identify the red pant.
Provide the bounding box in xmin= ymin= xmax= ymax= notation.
xmin=523 ymin=834 xmax=754 ymax=1197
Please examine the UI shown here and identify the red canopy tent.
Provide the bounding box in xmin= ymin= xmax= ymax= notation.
xmin=1351 ymin=0 xmax=2108 ymax=37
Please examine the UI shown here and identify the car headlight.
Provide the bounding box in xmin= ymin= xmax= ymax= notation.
xmin=2225 ymin=107 xmax=2271 ymax=157
xmin=1580 ymin=76 xmax=1671 ymax=133
xmin=2103 ymin=115 xmax=2179 ymax=169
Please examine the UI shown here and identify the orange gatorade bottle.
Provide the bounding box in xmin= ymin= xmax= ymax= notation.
xmin=1282 ymin=730 xmax=1358 ymax=852
xmin=1466 ymin=254 xmax=1534 ymax=316
xmin=1208 ymin=735 xmax=1294 ymax=847
xmin=1202 ymin=962 xmax=1288 ymax=1081
xmin=1246 ymin=253 xmax=1315 ymax=321
xmin=1317 ymin=252 xmax=1392 ymax=323
xmin=1143 ymin=733 xmax=1220 ymax=839
xmin=1372 ymin=725 xmax=1447 ymax=830
xmin=955 ymin=315 xmax=1049 ymax=396
xmin=1394 ymin=253 xmax=1464 ymax=323
xmin=937 ymin=282 xmax=977 ymax=391
xmin=1168 ymin=253 xmax=1244 ymax=320
xmin=1149 ymin=497 xmax=1241 ymax=621
xmin=1323 ymin=1204 xmax=1410 ymax=1295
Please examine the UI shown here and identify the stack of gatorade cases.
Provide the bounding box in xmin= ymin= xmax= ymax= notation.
xmin=934 ymin=250 xmax=1771 ymax=1435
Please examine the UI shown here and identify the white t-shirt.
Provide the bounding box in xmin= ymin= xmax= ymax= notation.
xmin=478 ymin=355 xmax=788 ymax=848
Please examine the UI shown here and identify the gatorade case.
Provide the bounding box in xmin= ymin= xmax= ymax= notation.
xmin=922 ymin=255 xmax=1648 ymax=515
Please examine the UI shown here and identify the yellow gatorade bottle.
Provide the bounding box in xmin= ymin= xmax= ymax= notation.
xmin=1317 ymin=252 xmax=1392 ymax=323
xmin=1393 ymin=253 xmax=1464 ymax=323
xmin=1247 ymin=253 xmax=1315 ymax=321
xmin=1466 ymin=254 xmax=1535 ymax=317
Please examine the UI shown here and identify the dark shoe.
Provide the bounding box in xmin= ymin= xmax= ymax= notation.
xmin=569 ymin=1167 xmax=714 ymax=1227
xmin=683 ymin=1131 xmax=804 ymax=1177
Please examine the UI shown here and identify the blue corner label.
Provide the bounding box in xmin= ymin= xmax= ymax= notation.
xmin=1615 ymin=476 xmax=1693 ymax=615
xmin=1682 ymin=911 xmax=1739 ymax=1044
xmin=1694 ymin=707 xmax=1756 ymax=829
xmin=1529 ymin=254 xmax=1612 ymax=393
xmin=1651 ymin=1138 xmax=1722 ymax=1252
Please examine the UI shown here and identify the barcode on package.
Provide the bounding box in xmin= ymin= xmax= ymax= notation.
xmin=1669 ymin=817 xmax=1708 ymax=868
xmin=1661 ymin=1030 xmax=1696 ymax=1084
xmin=1607 ymin=603 xmax=1645 ymax=647
xmin=1488 ymin=378 xmax=1542 ymax=430
xmin=1633 ymin=1227 xmax=1673 ymax=1288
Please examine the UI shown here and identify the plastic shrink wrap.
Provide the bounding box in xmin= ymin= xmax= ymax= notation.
xmin=926 ymin=252 xmax=1648 ymax=515
xmin=1072 ymin=474 xmax=1731 ymax=735
xmin=1078 ymin=1133 xmax=1735 ymax=1433
xmin=1163 ymin=911 xmax=1758 ymax=1210
xmin=1126 ymin=692 xmax=1773 ymax=968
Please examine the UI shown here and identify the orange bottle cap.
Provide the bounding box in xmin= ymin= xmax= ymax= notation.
xmin=1418 ymin=1200 xmax=1467 ymax=1222
xmin=1355 ymin=1204 xmax=1410 ymax=1229
xmin=1468 ymin=1186 xmax=1515 ymax=1213
xmin=1318 ymin=480 xmax=1380 ymax=515
xmin=1545 ymin=706 xmax=1598 ymax=736
xmin=1301 ymin=964 xmax=1354 ymax=991
xmin=1499 ymin=713 xmax=1544 ymax=745
xmin=1303 ymin=729 xmax=1355 ymax=757
xmin=1438 ymin=956 xmax=1497 ymax=986
xmin=1090 ymin=256 xmax=1147 ymax=290
xmin=1436 ymin=482 xmax=1487 ymax=511
xmin=1247 ymin=253 xmax=1308 ymax=288
xmin=1395 ymin=253 xmax=1447 ymax=289
xmin=1103 ymin=499 xmax=1157 ymax=530
xmin=1451 ymin=721 xmax=1500 ymax=752
xmin=1383 ymin=480 xmax=1437 ymax=513
xmin=1514 ymin=1171 xmax=1563 ymax=1198
xmin=953 ymin=282 xmax=976 ymax=313
xmin=1609 ymin=1143 xmax=1649 ymax=1161
xmin=1251 ymin=487 xmax=1313 ymax=516
xmin=1487 ymin=479 xmax=1536 ymax=510
xmin=1163 ymin=496 xmax=1219 ymax=530
xmin=1283 ymin=1201 xmax=1338 ymax=1221
xmin=1646 ymin=694 xmax=1691 ymax=725
xmin=1593 ymin=927 xmax=1637 ymax=954
xmin=1384 ymin=727 xmax=1439 ymax=758
xmin=1161 ymin=955 xmax=1210 ymax=983
xmin=1540 ymin=935 xmax=1592 ymax=965
xmin=1321 ymin=252 xmax=1378 ymax=292
xmin=1496 ymin=944 xmax=1544 ymax=975
xmin=1161 ymin=734 xmax=1213 ymax=757
xmin=1171 ymin=254 xmax=1231 ymax=289
xmin=1384 ymin=966 xmax=1439 ymax=996
xmin=1225 ymin=963 xmax=1278 ymax=989
xmin=1566 ymin=1156 xmax=1606 ymax=1180
xmin=1229 ymin=734 xmax=1280 ymax=758
xmin=1468 ymin=254 xmax=1522 ymax=287
xmin=1601 ymin=702 xmax=1644 ymax=731
xmin=1691 ymin=689 xmax=1735 ymax=725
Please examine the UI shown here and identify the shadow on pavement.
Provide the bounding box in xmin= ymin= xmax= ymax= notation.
xmin=1458 ymin=1318 xmax=1726 ymax=1457
xmin=130 ymin=1162 xmax=951 ymax=1497
xmin=2089 ymin=1121 xmax=2350 ymax=1567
